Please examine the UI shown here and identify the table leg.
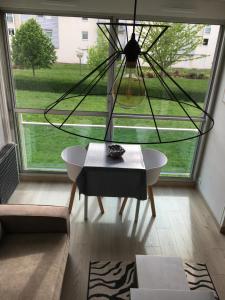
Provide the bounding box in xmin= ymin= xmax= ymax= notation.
xmin=84 ymin=195 xmax=88 ymax=221
xmin=135 ymin=199 xmax=140 ymax=223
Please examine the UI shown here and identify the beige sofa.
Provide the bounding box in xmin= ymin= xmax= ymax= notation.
xmin=0 ymin=204 xmax=70 ymax=300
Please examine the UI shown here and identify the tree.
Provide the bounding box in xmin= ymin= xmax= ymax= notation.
xmin=12 ymin=19 xmax=57 ymax=76
xmin=87 ymin=28 xmax=109 ymax=74
xmin=139 ymin=23 xmax=205 ymax=71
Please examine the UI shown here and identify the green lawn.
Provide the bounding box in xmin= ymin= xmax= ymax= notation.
xmin=13 ymin=63 xmax=209 ymax=175
xmin=22 ymin=123 xmax=196 ymax=175
xmin=14 ymin=63 xmax=209 ymax=108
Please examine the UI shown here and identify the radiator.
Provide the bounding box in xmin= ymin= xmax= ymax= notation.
xmin=0 ymin=143 xmax=19 ymax=204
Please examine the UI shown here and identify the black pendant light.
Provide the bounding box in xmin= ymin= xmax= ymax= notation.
xmin=44 ymin=0 xmax=214 ymax=144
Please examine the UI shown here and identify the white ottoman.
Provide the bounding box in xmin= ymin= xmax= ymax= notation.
xmin=136 ymin=255 xmax=189 ymax=290
xmin=131 ymin=289 xmax=215 ymax=300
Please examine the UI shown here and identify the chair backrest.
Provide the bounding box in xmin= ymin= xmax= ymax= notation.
xmin=142 ymin=149 xmax=168 ymax=186
xmin=61 ymin=146 xmax=87 ymax=182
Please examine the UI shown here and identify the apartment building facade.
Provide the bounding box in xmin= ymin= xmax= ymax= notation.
xmin=6 ymin=13 xmax=219 ymax=69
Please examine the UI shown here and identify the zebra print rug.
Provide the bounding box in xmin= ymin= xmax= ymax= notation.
xmin=184 ymin=262 xmax=219 ymax=300
xmin=87 ymin=260 xmax=219 ymax=300
xmin=87 ymin=261 xmax=137 ymax=299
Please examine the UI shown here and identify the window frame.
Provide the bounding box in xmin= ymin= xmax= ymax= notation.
xmin=6 ymin=13 xmax=14 ymax=23
xmin=81 ymin=30 xmax=88 ymax=40
xmin=44 ymin=28 xmax=53 ymax=39
xmin=1 ymin=12 xmax=223 ymax=181
xmin=8 ymin=28 xmax=15 ymax=36
xmin=203 ymin=38 xmax=209 ymax=45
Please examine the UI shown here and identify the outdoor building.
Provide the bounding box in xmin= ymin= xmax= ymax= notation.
xmin=173 ymin=25 xmax=220 ymax=69
xmin=9 ymin=14 xmax=99 ymax=64
xmin=7 ymin=13 xmax=219 ymax=69
xmin=6 ymin=13 xmax=20 ymax=42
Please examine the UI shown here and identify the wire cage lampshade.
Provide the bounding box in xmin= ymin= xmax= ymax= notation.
xmin=44 ymin=1 xmax=214 ymax=145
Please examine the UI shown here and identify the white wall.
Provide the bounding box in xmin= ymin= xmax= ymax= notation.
xmin=198 ymin=39 xmax=225 ymax=227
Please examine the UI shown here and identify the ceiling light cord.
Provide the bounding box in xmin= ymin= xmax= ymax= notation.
xmin=133 ymin=0 xmax=137 ymax=34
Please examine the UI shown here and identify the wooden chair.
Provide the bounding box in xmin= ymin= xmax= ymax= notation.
xmin=61 ymin=146 xmax=104 ymax=214
xmin=119 ymin=149 xmax=167 ymax=221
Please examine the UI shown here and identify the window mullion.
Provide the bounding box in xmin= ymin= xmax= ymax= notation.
xmin=106 ymin=17 xmax=117 ymax=141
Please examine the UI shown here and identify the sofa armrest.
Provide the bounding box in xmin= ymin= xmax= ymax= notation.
xmin=0 ymin=204 xmax=69 ymax=234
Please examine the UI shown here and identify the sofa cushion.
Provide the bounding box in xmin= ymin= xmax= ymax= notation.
xmin=0 ymin=233 xmax=69 ymax=300
xmin=0 ymin=205 xmax=69 ymax=234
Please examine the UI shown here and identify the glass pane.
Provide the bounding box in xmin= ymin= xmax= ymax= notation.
xmin=112 ymin=19 xmax=219 ymax=177
xmin=19 ymin=113 xmax=105 ymax=170
xmin=7 ymin=15 xmax=109 ymax=111
xmin=113 ymin=117 xmax=198 ymax=176
xmin=116 ymin=20 xmax=219 ymax=117
xmin=113 ymin=118 xmax=160 ymax=144
xmin=114 ymin=116 xmax=203 ymax=143
xmin=143 ymin=140 xmax=197 ymax=177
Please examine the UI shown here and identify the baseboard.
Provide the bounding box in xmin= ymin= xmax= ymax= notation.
xmin=196 ymin=187 xmax=225 ymax=235
xmin=156 ymin=179 xmax=195 ymax=188
xmin=20 ymin=172 xmax=70 ymax=183
xmin=20 ymin=172 xmax=195 ymax=187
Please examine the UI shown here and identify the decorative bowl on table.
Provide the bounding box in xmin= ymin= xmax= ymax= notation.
xmin=107 ymin=144 xmax=125 ymax=159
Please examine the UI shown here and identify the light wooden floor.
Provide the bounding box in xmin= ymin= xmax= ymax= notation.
xmin=10 ymin=183 xmax=225 ymax=300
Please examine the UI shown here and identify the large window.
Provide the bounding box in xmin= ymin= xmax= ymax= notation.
xmin=6 ymin=14 xmax=220 ymax=177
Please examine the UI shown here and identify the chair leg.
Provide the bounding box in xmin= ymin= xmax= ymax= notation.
xmin=97 ymin=196 xmax=104 ymax=214
xmin=148 ymin=185 xmax=156 ymax=217
xmin=119 ymin=197 xmax=128 ymax=215
xmin=134 ymin=199 xmax=140 ymax=223
xmin=84 ymin=195 xmax=88 ymax=221
xmin=69 ymin=182 xmax=77 ymax=214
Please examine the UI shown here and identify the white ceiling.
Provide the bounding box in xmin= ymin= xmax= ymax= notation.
xmin=1 ymin=0 xmax=225 ymax=24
